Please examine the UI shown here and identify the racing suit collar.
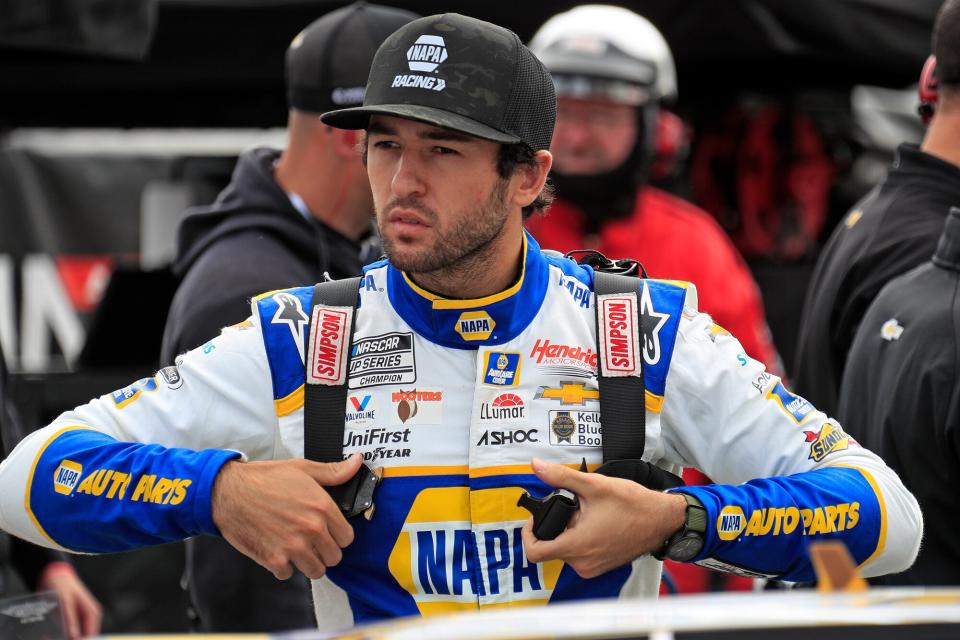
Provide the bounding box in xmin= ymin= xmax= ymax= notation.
xmin=386 ymin=231 xmax=549 ymax=349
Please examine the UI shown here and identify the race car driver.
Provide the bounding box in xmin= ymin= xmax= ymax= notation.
xmin=0 ymin=13 xmax=921 ymax=631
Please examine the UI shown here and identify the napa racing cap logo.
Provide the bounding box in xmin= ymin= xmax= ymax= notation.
xmin=393 ymin=34 xmax=447 ymax=91
xmin=482 ymin=351 xmax=520 ymax=387
xmin=716 ymin=506 xmax=746 ymax=541
xmin=455 ymin=311 xmax=495 ymax=341
xmin=803 ymin=422 xmax=850 ymax=462
xmin=54 ymin=460 xmax=83 ymax=495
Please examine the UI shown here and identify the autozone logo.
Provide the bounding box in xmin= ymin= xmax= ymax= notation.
xmin=599 ymin=294 xmax=639 ymax=376
xmin=307 ymin=306 xmax=351 ymax=385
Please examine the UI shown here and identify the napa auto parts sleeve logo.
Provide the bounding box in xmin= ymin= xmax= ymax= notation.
xmin=393 ymin=35 xmax=447 ymax=91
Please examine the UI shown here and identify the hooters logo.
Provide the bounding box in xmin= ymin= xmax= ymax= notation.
xmin=598 ymin=294 xmax=640 ymax=376
xmin=307 ymin=306 xmax=352 ymax=385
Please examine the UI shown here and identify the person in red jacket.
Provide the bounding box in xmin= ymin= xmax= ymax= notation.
xmin=526 ymin=5 xmax=781 ymax=374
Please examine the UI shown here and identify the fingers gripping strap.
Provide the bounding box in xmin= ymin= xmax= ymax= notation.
xmin=304 ymin=278 xmax=361 ymax=463
xmin=593 ymin=271 xmax=646 ymax=462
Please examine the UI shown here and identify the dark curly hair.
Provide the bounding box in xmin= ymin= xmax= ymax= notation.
xmin=496 ymin=142 xmax=555 ymax=219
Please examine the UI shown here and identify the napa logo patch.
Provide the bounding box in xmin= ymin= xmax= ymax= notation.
xmin=455 ymin=311 xmax=495 ymax=341
xmin=716 ymin=506 xmax=746 ymax=541
xmin=482 ymin=351 xmax=520 ymax=386
xmin=392 ymin=34 xmax=447 ymax=91
xmin=766 ymin=382 xmax=814 ymax=424
xmin=804 ymin=423 xmax=850 ymax=462
xmin=53 ymin=460 xmax=83 ymax=495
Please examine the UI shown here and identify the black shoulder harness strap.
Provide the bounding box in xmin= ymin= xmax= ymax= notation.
xmin=303 ymin=276 xmax=362 ymax=464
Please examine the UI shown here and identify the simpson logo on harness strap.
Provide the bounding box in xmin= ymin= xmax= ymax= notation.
xmin=303 ymin=253 xmax=681 ymax=521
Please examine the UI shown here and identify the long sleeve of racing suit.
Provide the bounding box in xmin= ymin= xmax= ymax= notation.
xmin=0 ymin=303 xmax=921 ymax=581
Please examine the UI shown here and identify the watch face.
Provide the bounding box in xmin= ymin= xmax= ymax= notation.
xmin=667 ymin=534 xmax=704 ymax=563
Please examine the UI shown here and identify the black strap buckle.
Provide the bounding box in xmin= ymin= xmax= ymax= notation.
xmin=517 ymin=488 xmax=580 ymax=541
xmin=327 ymin=464 xmax=383 ymax=520
xmin=565 ymin=249 xmax=648 ymax=278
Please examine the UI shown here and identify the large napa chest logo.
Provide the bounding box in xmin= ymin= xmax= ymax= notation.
xmin=387 ymin=487 xmax=563 ymax=613
xmin=455 ymin=311 xmax=495 ymax=341
xmin=482 ymin=351 xmax=520 ymax=387
xmin=548 ymin=410 xmax=601 ymax=447
xmin=804 ymin=423 xmax=850 ymax=462
xmin=393 ymin=34 xmax=447 ymax=91
xmin=349 ymin=332 xmax=416 ymax=388
xmin=54 ymin=460 xmax=83 ymax=495
xmin=391 ymin=388 xmax=443 ymax=425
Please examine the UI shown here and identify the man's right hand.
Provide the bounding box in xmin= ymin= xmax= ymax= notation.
xmin=211 ymin=454 xmax=363 ymax=580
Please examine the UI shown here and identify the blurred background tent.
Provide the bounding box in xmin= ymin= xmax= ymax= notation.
xmin=0 ymin=0 xmax=942 ymax=633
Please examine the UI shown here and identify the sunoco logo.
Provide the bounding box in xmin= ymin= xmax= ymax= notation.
xmin=392 ymin=34 xmax=448 ymax=92
xmin=804 ymin=423 xmax=850 ymax=462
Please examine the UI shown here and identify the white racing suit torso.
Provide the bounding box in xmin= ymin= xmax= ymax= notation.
xmin=0 ymin=233 xmax=921 ymax=629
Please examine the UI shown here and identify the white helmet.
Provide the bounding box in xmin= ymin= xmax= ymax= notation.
xmin=530 ymin=4 xmax=677 ymax=104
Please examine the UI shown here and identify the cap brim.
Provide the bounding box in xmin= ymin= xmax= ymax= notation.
xmin=321 ymin=103 xmax=521 ymax=145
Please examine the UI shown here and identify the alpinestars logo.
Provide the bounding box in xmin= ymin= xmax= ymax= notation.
xmin=271 ymin=293 xmax=309 ymax=362
xmin=392 ymin=34 xmax=447 ymax=92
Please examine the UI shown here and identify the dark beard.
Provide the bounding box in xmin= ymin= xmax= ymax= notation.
xmin=379 ymin=179 xmax=511 ymax=286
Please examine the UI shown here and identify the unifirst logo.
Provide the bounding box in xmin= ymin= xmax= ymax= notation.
xmin=53 ymin=460 xmax=83 ymax=496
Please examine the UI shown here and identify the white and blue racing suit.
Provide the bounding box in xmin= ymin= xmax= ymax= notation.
xmin=0 ymin=232 xmax=922 ymax=629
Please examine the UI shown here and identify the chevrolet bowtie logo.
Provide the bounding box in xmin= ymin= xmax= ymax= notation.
xmin=535 ymin=381 xmax=600 ymax=405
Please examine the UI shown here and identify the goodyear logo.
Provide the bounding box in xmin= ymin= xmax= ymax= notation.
xmin=455 ymin=311 xmax=495 ymax=341
xmin=804 ymin=423 xmax=850 ymax=462
xmin=716 ymin=505 xmax=746 ymax=541
xmin=111 ymin=377 xmax=158 ymax=409
xmin=69 ymin=469 xmax=192 ymax=505
xmin=388 ymin=487 xmax=563 ymax=614
xmin=767 ymin=382 xmax=814 ymax=424
xmin=717 ymin=503 xmax=860 ymax=540
xmin=482 ymin=351 xmax=520 ymax=386
xmin=53 ymin=460 xmax=83 ymax=496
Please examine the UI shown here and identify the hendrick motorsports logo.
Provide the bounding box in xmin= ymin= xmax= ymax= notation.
xmin=392 ymin=34 xmax=447 ymax=91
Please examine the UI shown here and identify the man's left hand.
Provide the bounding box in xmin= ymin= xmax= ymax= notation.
xmin=521 ymin=457 xmax=687 ymax=578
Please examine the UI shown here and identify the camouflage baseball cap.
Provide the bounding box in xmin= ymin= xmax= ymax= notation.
xmin=321 ymin=13 xmax=556 ymax=151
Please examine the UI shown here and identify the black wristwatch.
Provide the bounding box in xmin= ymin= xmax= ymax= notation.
xmin=653 ymin=493 xmax=707 ymax=562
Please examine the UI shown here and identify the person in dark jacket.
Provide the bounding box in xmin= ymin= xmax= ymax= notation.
xmin=838 ymin=207 xmax=960 ymax=585
xmin=793 ymin=0 xmax=960 ymax=417
xmin=159 ymin=3 xmax=418 ymax=632
xmin=1 ymin=344 xmax=102 ymax=640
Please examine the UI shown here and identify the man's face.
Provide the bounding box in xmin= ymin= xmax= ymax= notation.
xmin=366 ymin=115 xmax=512 ymax=273
xmin=551 ymin=96 xmax=638 ymax=175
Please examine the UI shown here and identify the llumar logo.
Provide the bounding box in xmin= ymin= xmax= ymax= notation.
xmin=307 ymin=306 xmax=351 ymax=385
xmin=803 ymin=423 xmax=850 ymax=462
xmin=455 ymin=311 xmax=495 ymax=341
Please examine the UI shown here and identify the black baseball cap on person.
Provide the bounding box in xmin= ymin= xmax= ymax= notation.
xmin=286 ymin=2 xmax=419 ymax=113
xmin=321 ymin=13 xmax=557 ymax=151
